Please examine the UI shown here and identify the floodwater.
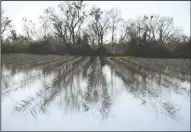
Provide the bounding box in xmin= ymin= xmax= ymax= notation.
xmin=1 ymin=56 xmax=190 ymax=131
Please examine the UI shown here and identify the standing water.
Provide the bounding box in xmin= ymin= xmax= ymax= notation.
xmin=1 ymin=55 xmax=190 ymax=131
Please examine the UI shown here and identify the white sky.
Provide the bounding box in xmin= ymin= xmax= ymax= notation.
xmin=2 ymin=1 xmax=190 ymax=36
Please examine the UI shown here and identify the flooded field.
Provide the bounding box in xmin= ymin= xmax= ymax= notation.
xmin=1 ymin=54 xmax=190 ymax=131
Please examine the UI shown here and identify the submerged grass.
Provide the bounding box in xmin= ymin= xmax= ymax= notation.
xmin=112 ymin=56 xmax=133 ymax=59
xmin=2 ymin=54 xmax=190 ymax=120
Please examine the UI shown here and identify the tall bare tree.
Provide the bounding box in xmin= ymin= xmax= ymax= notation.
xmin=22 ymin=18 xmax=42 ymax=42
xmin=108 ymin=8 xmax=123 ymax=44
xmin=58 ymin=1 xmax=87 ymax=45
xmin=44 ymin=1 xmax=87 ymax=48
xmin=44 ymin=7 xmax=70 ymax=47
xmin=39 ymin=16 xmax=51 ymax=45
xmin=157 ymin=16 xmax=174 ymax=44
xmin=88 ymin=6 xmax=111 ymax=46
xmin=22 ymin=18 xmax=33 ymax=42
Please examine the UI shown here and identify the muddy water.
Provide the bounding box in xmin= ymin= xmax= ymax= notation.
xmin=1 ymin=56 xmax=190 ymax=131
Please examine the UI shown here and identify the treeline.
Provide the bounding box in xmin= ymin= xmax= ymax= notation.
xmin=1 ymin=1 xmax=190 ymax=58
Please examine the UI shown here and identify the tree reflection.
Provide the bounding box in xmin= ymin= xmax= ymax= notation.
xmin=1 ymin=55 xmax=190 ymax=120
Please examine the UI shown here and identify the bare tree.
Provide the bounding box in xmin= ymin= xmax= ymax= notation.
xmin=146 ymin=15 xmax=159 ymax=42
xmin=88 ymin=6 xmax=111 ymax=46
xmin=119 ymin=19 xmax=140 ymax=44
xmin=167 ymin=28 xmax=185 ymax=50
xmin=1 ymin=10 xmax=12 ymax=36
xmin=58 ymin=1 xmax=87 ymax=45
xmin=146 ymin=15 xmax=181 ymax=46
xmin=85 ymin=28 xmax=96 ymax=46
xmin=39 ymin=16 xmax=51 ymax=45
xmin=22 ymin=18 xmax=33 ymax=42
xmin=118 ymin=20 xmax=128 ymax=43
xmin=108 ymin=8 xmax=123 ymax=44
xmin=44 ymin=7 xmax=70 ymax=48
xmin=157 ymin=16 xmax=174 ymax=44
xmin=8 ymin=30 xmax=17 ymax=41
xmin=22 ymin=18 xmax=42 ymax=42
xmin=119 ymin=15 xmax=178 ymax=47
xmin=43 ymin=1 xmax=87 ymax=48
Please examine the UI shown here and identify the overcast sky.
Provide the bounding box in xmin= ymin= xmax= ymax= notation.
xmin=2 ymin=1 xmax=190 ymax=36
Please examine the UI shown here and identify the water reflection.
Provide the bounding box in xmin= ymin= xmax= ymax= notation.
xmin=1 ymin=55 xmax=190 ymax=130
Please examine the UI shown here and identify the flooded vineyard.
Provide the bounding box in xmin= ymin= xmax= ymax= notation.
xmin=1 ymin=54 xmax=190 ymax=131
